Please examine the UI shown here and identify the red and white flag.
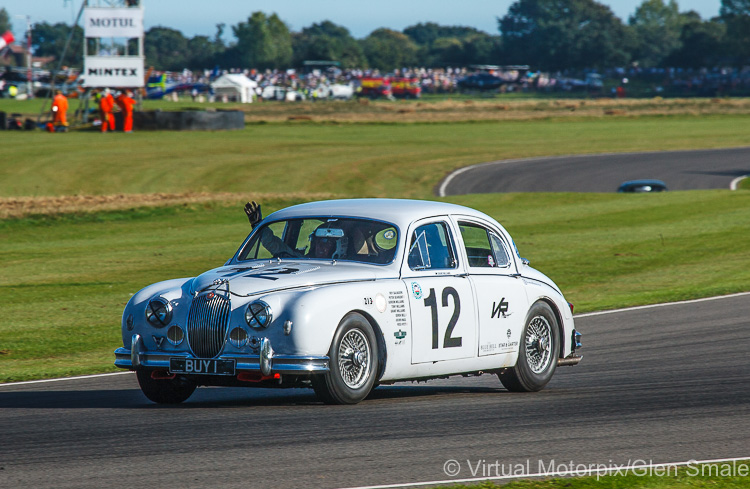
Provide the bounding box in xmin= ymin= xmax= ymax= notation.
xmin=0 ymin=31 xmax=14 ymax=50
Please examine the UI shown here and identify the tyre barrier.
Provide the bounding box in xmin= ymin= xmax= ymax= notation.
xmin=131 ymin=110 xmax=244 ymax=131
xmin=0 ymin=112 xmax=36 ymax=130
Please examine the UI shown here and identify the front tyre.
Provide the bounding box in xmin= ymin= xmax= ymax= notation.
xmin=312 ymin=312 xmax=379 ymax=404
xmin=136 ymin=370 xmax=197 ymax=404
xmin=498 ymin=301 xmax=559 ymax=392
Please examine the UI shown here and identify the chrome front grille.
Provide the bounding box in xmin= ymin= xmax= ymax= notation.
xmin=186 ymin=293 xmax=231 ymax=358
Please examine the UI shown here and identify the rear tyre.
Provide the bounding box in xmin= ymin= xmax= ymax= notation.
xmin=498 ymin=301 xmax=559 ymax=392
xmin=312 ymin=312 xmax=379 ymax=404
xmin=136 ymin=370 xmax=197 ymax=404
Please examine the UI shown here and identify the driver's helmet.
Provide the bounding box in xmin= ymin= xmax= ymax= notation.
xmin=309 ymin=222 xmax=348 ymax=259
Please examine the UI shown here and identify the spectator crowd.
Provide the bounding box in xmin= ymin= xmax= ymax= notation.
xmin=165 ymin=64 xmax=750 ymax=100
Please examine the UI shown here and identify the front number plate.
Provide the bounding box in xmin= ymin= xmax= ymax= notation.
xmin=170 ymin=358 xmax=236 ymax=376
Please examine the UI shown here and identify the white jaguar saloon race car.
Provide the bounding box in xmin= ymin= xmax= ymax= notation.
xmin=115 ymin=199 xmax=582 ymax=404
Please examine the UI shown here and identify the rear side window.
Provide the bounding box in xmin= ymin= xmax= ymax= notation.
xmin=458 ymin=223 xmax=494 ymax=268
xmin=459 ymin=222 xmax=512 ymax=269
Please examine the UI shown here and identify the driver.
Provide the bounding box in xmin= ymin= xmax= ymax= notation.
xmin=244 ymin=201 xmax=263 ymax=230
xmin=309 ymin=234 xmax=337 ymax=258
xmin=245 ymin=201 xmax=301 ymax=257
xmin=244 ymin=201 xmax=342 ymax=259
xmin=307 ymin=225 xmax=349 ymax=259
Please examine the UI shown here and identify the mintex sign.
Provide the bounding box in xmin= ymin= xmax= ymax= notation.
xmin=84 ymin=8 xmax=143 ymax=38
xmin=83 ymin=57 xmax=145 ymax=87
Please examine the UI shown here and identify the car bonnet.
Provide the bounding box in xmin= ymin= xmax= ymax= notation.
xmin=190 ymin=260 xmax=389 ymax=297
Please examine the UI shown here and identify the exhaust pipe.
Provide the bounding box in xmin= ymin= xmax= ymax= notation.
xmin=558 ymin=355 xmax=583 ymax=367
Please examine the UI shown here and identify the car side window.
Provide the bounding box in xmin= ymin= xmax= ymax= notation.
xmin=489 ymin=233 xmax=511 ymax=268
xmin=408 ymin=222 xmax=456 ymax=270
xmin=458 ymin=222 xmax=494 ymax=268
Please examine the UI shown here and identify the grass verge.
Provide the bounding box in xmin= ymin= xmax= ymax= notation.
xmin=2 ymin=190 xmax=749 ymax=382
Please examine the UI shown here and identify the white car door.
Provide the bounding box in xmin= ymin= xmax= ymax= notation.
xmin=401 ymin=218 xmax=477 ymax=364
xmin=454 ymin=218 xmax=528 ymax=359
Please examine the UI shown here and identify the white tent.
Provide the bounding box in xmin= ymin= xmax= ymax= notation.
xmin=211 ymin=74 xmax=258 ymax=103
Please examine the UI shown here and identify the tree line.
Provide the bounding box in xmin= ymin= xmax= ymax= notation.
xmin=3 ymin=0 xmax=750 ymax=72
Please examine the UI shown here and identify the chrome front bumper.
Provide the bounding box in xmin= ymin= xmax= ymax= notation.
xmin=114 ymin=334 xmax=329 ymax=374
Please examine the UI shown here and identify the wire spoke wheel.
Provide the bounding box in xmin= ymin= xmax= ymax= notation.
xmin=338 ymin=329 xmax=371 ymax=389
xmin=312 ymin=312 xmax=379 ymax=404
xmin=525 ymin=315 xmax=552 ymax=374
xmin=498 ymin=302 xmax=559 ymax=392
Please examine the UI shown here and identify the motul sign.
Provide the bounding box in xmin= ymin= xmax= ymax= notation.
xmin=84 ymin=8 xmax=143 ymax=38
xmin=91 ymin=18 xmax=136 ymax=28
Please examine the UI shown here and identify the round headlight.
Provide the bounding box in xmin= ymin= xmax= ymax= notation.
xmin=245 ymin=300 xmax=272 ymax=329
xmin=145 ymin=298 xmax=172 ymax=328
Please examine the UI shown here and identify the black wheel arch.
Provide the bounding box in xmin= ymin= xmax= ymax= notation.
xmin=537 ymin=297 xmax=565 ymax=359
xmin=351 ymin=309 xmax=387 ymax=382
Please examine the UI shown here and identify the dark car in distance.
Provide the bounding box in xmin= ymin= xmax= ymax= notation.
xmin=617 ymin=180 xmax=668 ymax=193
xmin=457 ymin=73 xmax=504 ymax=91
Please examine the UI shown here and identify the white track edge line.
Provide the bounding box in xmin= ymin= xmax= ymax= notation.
xmin=574 ymin=291 xmax=750 ymax=318
xmin=1 ymin=292 xmax=748 ymax=387
xmin=0 ymin=371 xmax=132 ymax=388
xmin=730 ymin=175 xmax=748 ymax=191
xmin=335 ymin=456 xmax=750 ymax=489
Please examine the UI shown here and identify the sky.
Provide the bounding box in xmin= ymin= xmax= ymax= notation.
xmin=4 ymin=0 xmax=722 ymax=42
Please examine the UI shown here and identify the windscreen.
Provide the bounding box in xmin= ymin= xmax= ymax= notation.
xmin=238 ymin=218 xmax=399 ymax=265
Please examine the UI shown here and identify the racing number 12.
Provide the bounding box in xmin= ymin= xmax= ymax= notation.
xmin=424 ymin=287 xmax=462 ymax=349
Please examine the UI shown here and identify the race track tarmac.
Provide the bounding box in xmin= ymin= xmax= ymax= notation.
xmin=439 ymin=147 xmax=750 ymax=195
xmin=1 ymin=293 xmax=749 ymax=489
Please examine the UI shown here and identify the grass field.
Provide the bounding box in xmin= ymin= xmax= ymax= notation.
xmin=1 ymin=98 xmax=750 ymax=382
xmin=2 ymin=115 xmax=750 ymax=201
